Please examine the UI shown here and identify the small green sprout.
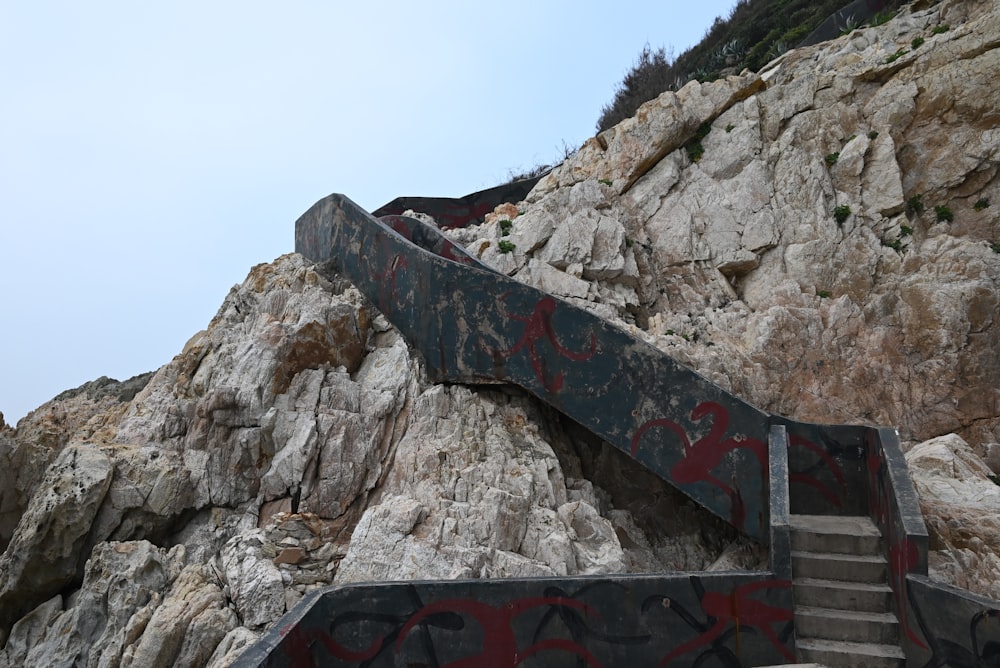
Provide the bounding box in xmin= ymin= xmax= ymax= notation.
xmin=907 ymin=194 xmax=925 ymax=214
xmin=685 ymin=122 xmax=712 ymax=162
xmin=833 ymin=205 xmax=852 ymax=224
xmin=886 ymin=48 xmax=908 ymax=64
xmin=974 ymin=198 xmax=990 ymax=211
xmin=931 ymin=24 xmax=950 ymax=35
xmin=825 ymin=152 xmax=840 ymax=166
xmin=911 ymin=36 xmax=925 ymax=49
xmin=497 ymin=239 xmax=516 ymax=253
xmin=817 ymin=290 xmax=832 ymax=298
xmin=935 ymin=205 xmax=954 ymax=223
xmin=900 ymin=225 xmax=913 ymax=236
xmin=868 ymin=130 xmax=879 ymax=139
xmin=498 ymin=219 xmax=513 ymax=236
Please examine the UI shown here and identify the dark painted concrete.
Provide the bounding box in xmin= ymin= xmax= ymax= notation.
xmin=905 ymin=575 xmax=1000 ymax=668
xmin=233 ymin=572 xmax=795 ymax=668
xmin=298 ymin=194 xmax=774 ymax=540
xmin=865 ymin=426 xmax=931 ymax=654
xmin=371 ymin=175 xmax=544 ymax=229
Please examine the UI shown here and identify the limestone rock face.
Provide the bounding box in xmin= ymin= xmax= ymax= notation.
xmin=0 ymin=445 xmax=114 ymax=632
xmin=0 ymin=374 xmax=151 ymax=552
xmin=464 ymin=0 xmax=1000 ymax=450
xmin=906 ymin=434 xmax=1000 ymax=600
xmin=2 ymin=0 xmax=1000 ymax=663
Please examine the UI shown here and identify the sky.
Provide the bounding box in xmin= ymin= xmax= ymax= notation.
xmin=0 ymin=1 xmax=736 ymax=426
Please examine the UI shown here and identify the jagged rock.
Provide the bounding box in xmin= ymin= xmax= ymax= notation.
xmin=0 ymin=375 xmax=150 ymax=552
xmin=508 ymin=0 xmax=1000 ymax=446
xmin=0 ymin=445 xmax=114 ymax=633
xmin=906 ymin=434 xmax=1000 ymax=599
xmin=335 ymin=385 xmax=632 ymax=582
xmin=0 ymin=540 xmax=183 ymax=668
xmin=122 ymin=563 xmax=233 ymax=667
xmin=205 ymin=627 xmax=260 ymax=668
xmin=220 ymin=531 xmax=286 ymax=628
xmin=532 ymin=72 xmax=766 ymax=195
xmin=2 ymin=1 xmax=1000 ymax=664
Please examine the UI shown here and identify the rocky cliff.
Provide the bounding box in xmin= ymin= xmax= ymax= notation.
xmin=2 ymin=0 xmax=999 ymax=664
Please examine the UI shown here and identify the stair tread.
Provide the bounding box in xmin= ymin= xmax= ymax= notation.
xmin=794 ymin=577 xmax=893 ymax=593
xmin=792 ymin=549 xmax=887 ymax=563
xmin=795 ymin=604 xmax=899 ymax=623
xmin=797 ymin=636 xmax=906 ymax=658
xmin=789 ymin=514 xmax=881 ymax=536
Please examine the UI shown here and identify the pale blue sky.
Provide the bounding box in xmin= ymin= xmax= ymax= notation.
xmin=0 ymin=1 xmax=736 ymax=425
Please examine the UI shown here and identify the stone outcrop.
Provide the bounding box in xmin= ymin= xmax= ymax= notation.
xmin=1 ymin=0 xmax=999 ymax=663
xmin=906 ymin=434 xmax=1000 ymax=600
xmin=465 ymin=0 xmax=1000 ymax=452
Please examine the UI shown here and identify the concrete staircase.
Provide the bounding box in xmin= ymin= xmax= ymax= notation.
xmin=790 ymin=514 xmax=906 ymax=668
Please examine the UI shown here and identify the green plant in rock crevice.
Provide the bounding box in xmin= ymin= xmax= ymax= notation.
xmin=886 ymin=48 xmax=908 ymax=63
xmin=935 ymin=205 xmax=954 ymax=223
xmin=498 ymin=219 xmax=513 ymax=236
xmin=907 ymin=194 xmax=925 ymax=214
xmin=685 ymin=122 xmax=713 ymax=163
xmin=498 ymin=240 xmax=516 ymax=254
xmin=825 ymin=152 xmax=840 ymax=166
xmin=975 ymin=198 xmax=990 ymax=211
xmin=833 ymin=205 xmax=851 ymax=225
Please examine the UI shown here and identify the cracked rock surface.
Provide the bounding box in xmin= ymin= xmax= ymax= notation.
xmin=2 ymin=0 xmax=1000 ymax=663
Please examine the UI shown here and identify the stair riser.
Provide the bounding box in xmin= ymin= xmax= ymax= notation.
xmin=795 ymin=614 xmax=898 ymax=644
xmin=794 ymin=583 xmax=893 ymax=613
xmin=793 ymin=556 xmax=887 ymax=583
xmin=791 ymin=531 xmax=883 ymax=556
xmin=798 ymin=646 xmax=905 ymax=668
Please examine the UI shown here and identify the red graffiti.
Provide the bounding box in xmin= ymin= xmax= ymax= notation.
xmin=787 ymin=433 xmax=847 ymax=506
xmin=395 ymin=596 xmax=602 ymax=667
xmin=382 ymin=214 xmax=475 ymax=266
xmin=280 ymin=621 xmax=386 ymax=665
xmin=498 ymin=295 xmax=596 ymax=393
xmin=890 ymin=537 xmax=927 ymax=649
xmin=658 ymin=580 xmax=795 ymax=666
xmin=630 ymin=401 xmax=766 ymax=527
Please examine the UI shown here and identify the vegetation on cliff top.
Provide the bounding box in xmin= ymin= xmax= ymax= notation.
xmin=597 ymin=0 xmax=909 ymax=132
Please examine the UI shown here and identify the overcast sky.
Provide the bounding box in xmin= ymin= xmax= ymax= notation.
xmin=0 ymin=1 xmax=736 ymax=425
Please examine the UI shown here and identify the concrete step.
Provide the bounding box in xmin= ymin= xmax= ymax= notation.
xmin=792 ymin=550 xmax=887 ymax=583
xmin=789 ymin=514 xmax=883 ymax=555
xmin=794 ymin=577 xmax=893 ymax=613
xmin=797 ymin=637 xmax=906 ymax=668
xmin=795 ymin=605 xmax=899 ymax=644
